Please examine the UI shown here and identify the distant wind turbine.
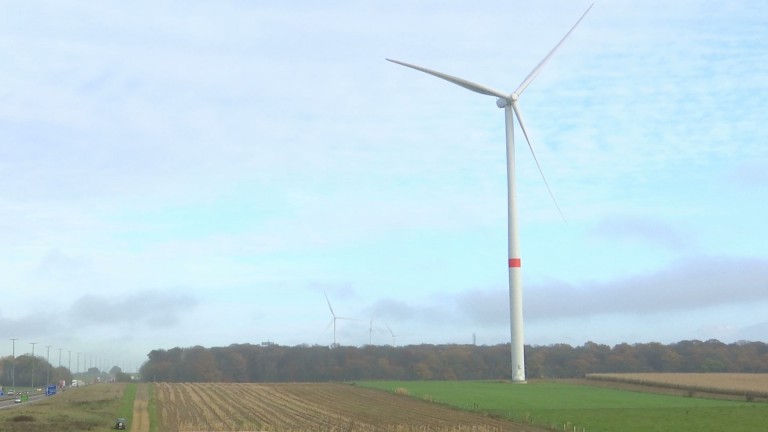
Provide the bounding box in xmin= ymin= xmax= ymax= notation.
xmin=387 ymin=4 xmax=593 ymax=382
xmin=384 ymin=322 xmax=398 ymax=347
xmin=369 ymin=319 xmax=374 ymax=345
xmin=324 ymin=292 xmax=352 ymax=347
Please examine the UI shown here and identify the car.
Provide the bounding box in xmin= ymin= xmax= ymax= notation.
xmin=115 ymin=418 xmax=127 ymax=430
xmin=7 ymin=390 xmax=14 ymax=395
xmin=14 ymin=397 xmax=21 ymax=404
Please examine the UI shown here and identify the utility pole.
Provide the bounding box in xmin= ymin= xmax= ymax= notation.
xmin=46 ymin=345 xmax=52 ymax=386
xmin=30 ymin=342 xmax=37 ymax=388
xmin=10 ymin=338 xmax=17 ymax=389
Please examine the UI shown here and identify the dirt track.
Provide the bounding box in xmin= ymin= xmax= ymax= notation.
xmin=131 ymin=384 xmax=150 ymax=432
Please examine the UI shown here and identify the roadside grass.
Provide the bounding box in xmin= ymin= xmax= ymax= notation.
xmin=357 ymin=380 xmax=768 ymax=432
xmin=0 ymin=383 xmax=130 ymax=432
xmin=148 ymin=383 xmax=158 ymax=432
xmin=117 ymin=382 xmax=136 ymax=425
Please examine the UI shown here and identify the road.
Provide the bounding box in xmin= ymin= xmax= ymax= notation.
xmin=0 ymin=393 xmax=46 ymax=409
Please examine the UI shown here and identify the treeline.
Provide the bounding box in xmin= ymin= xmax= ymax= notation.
xmin=139 ymin=339 xmax=768 ymax=383
xmin=0 ymin=355 xmax=72 ymax=387
xmin=0 ymin=356 xmax=133 ymax=387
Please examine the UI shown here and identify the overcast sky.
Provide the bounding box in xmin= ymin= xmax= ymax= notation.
xmin=1 ymin=1 xmax=767 ymax=371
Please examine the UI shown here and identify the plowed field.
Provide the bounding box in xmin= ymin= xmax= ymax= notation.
xmin=154 ymin=382 xmax=544 ymax=432
xmin=587 ymin=373 xmax=768 ymax=394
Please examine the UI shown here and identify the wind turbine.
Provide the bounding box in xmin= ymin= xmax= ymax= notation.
xmin=384 ymin=322 xmax=400 ymax=347
xmin=324 ymin=292 xmax=352 ymax=347
xmin=387 ymin=4 xmax=592 ymax=382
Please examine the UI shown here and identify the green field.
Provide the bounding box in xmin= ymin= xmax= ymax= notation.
xmin=357 ymin=380 xmax=767 ymax=432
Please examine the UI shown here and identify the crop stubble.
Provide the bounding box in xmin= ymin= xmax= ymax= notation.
xmin=587 ymin=373 xmax=768 ymax=393
xmin=586 ymin=373 xmax=768 ymax=400
xmin=153 ymin=382 xmax=543 ymax=432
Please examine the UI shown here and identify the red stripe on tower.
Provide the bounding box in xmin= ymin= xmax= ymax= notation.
xmin=509 ymin=258 xmax=521 ymax=268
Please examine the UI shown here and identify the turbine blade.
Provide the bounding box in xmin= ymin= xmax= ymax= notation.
xmin=511 ymin=101 xmax=567 ymax=222
xmin=513 ymin=3 xmax=593 ymax=97
xmin=324 ymin=292 xmax=336 ymax=318
xmin=387 ymin=58 xmax=509 ymax=100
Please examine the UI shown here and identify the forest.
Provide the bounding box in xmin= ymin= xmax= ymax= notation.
xmin=0 ymin=355 xmax=132 ymax=388
xmin=0 ymin=354 xmax=73 ymax=388
xmin=138 ymin=339 xmax=768 ymax=383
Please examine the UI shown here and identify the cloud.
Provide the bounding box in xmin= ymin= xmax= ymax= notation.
xmin=526 ymin=255 xmax=768 ymax=320
xmin=368 ymin=298 xmax=426 ymax=322
xmin=727 ymin=161 xmax=768 ymax=189
xmin=453 ymin=289 xmax=509 ymax=325
xmin=368 ymin=296 xmax=457 ymax=327
xmin=590 ymin=214 xmax=693 ymax=250
xmin=367 ymin=255 xmax=768 ymax=329
xmin=0 ymin=311 xmax=62 ymax=340
xmin=1 ymin=0 xmax=766 ymax=358
xmin=32 ymin=248 xmax=92 ymax=282
xmin=736 ymin=321 xmax=768 ymax=342
xmin=67 ymin=290 xmax=198 ymax=328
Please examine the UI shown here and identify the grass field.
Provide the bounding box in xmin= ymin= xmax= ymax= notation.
xmin=357 ymin=380 xmax=768 ymax=432
xmin=118 ymin=382 xmax=137 ymax=425
xmin=0 ymin=383 xmax=132 ymax=432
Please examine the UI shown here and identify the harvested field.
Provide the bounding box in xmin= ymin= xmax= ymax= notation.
xmin=586 ymin=373 xmax=768 ymax=400
xmin=153 ymin=382 xmax=544 ymax=432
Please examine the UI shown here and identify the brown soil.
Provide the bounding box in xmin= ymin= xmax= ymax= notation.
xmin=130 ymin=383 xmax=150 ymax=432
xmin=154 ymin=382 xmax=547 ymax=431
xmin=575 ymin=373 xmax=768 ymax=402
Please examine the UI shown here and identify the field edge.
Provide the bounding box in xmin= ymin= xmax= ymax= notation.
xmin=584 ymin=373 xmax=768 ymax=402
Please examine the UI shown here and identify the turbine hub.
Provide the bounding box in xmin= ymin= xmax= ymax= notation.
xmin=511 ymin=92 xmax=519 ymax=101
xmin=496 ymin=98 xmax=509 ymax=108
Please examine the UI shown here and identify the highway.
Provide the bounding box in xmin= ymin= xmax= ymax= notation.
xmin=0 ymin=393 xmax=47 ymax=409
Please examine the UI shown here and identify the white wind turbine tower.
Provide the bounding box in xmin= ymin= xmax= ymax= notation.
xmin=387 ymin=4 xmax=592 ymax=382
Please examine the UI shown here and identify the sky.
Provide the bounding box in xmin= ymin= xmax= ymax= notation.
xmin=1 ymin=0 xmax=767 ymax=372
